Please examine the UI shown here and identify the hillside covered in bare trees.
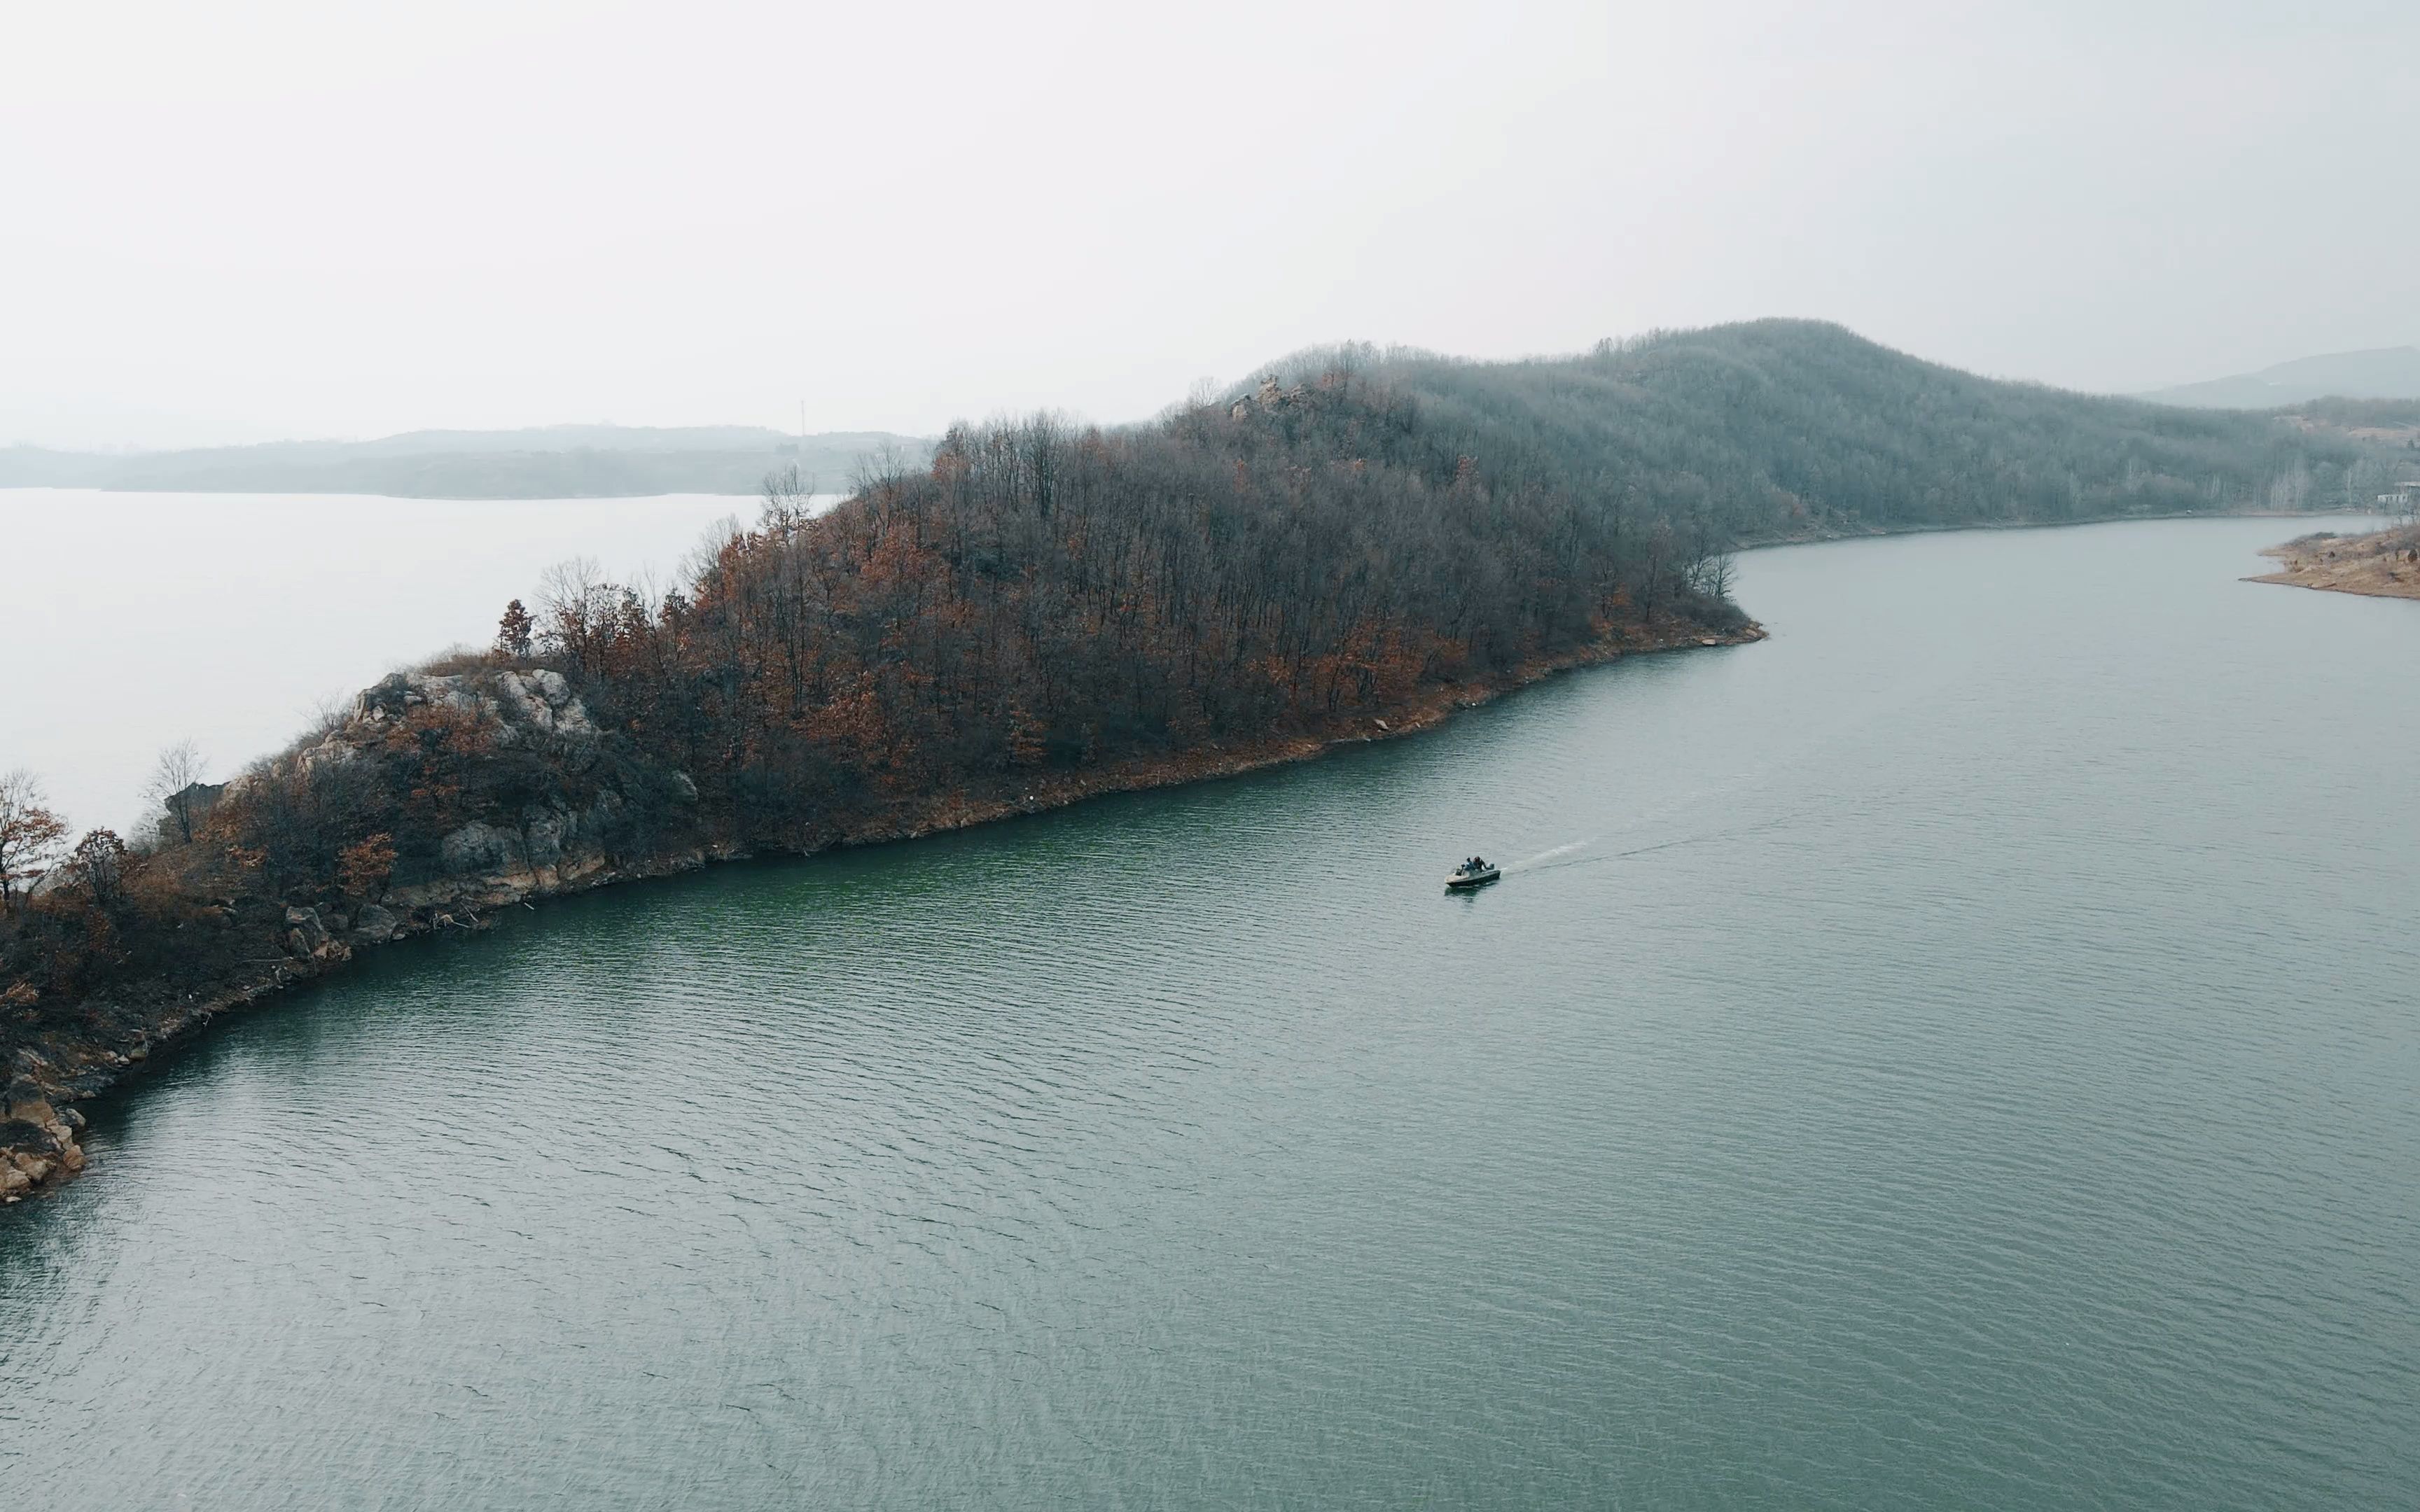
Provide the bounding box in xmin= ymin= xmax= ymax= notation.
xmin=1 ymin=320 xmax=2393 ymax=1196
xmin=1304 ymin=320 xmax=2398 ymax=534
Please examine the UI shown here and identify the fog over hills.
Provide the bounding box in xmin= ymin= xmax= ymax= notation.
xmin=0 ymin=426 xmax=934 ymax=498
xmin=8 ymin=323 xmax=2411 ymax=507
xmin=2139 ymin=346 xmax=2420 ymax=410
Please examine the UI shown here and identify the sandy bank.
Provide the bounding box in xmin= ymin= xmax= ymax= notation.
xmin=2247 ymin=524 xmax=2420 ymax=601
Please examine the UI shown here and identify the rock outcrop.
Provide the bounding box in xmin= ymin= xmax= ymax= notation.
xmin=352 ymin=667 xmax=596 ymax=738
xmin=284 ymin=904 xmax=351 ymax=964
xmin=4 ymin=1064 xmax=86 ymax=1198
xmin=1229 ymin=374 xmax=1313 ymax=421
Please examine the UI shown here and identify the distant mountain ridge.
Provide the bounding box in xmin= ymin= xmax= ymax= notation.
xmin=10 ymin=333 xmax=2410 ymax=499
xmin=2140 ymin=346 xmax=2420 ymax=409
xmin=0 ymin=425 xmax=935 ymax=498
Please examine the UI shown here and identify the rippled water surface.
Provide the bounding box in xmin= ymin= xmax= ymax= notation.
xmin=6 ymin=519 xmax=2417 ymax=1508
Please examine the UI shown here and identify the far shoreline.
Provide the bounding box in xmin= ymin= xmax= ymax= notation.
xmin=1736 ymin=503 xmax=2386 ymax=554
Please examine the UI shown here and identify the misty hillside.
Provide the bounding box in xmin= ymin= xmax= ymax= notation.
xmin=2 ymin=323 xmax=2392 ymax=516
xmin=2139 ymin=346 xmax=2420 ymax=409
xmin=0 ymin=426 xmax=933 ymax=498
xmin=1251 ymin=321 xmax=2390 ymax=538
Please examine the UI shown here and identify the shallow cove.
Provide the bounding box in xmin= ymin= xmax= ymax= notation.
xmin=6 ymin=517 xmax=2418 ymax=1508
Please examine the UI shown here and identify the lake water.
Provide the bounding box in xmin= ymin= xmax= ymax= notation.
xmin=0 ymin=489 xmax=767 ymax=834
xmin=4 ymin=517 xmax=2416 ymax=1508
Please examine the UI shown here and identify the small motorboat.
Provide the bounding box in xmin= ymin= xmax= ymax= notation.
xmin=1445 ymin=856 xmax=1501 ymax=889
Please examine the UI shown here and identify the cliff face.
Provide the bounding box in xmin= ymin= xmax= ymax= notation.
xmin=302 ymin=667 xmax=694 ymax=914
xmin=342 ymin=668 xmax=674 ymax=902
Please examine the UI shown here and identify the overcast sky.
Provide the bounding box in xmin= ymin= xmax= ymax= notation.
xmin=6 ymin=0 xmax=2415 ymax=447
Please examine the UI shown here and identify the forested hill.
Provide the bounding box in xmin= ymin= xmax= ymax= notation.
xmin=1262 ymin=321 xmax=2392 ymax=540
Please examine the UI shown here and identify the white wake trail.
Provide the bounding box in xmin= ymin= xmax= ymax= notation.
xmin=1512 ymin=837 xmax=1598 ymax=869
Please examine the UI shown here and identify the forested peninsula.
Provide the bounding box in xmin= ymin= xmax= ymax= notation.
xmin=1 ymin=320 xmax=2399 ymax=1197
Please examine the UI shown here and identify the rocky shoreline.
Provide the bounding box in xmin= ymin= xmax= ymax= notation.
xmin=2 ymin=615 xmax=1762 ymax=1203
xmin=2247 ymin=523 xmax=2420 ymax=601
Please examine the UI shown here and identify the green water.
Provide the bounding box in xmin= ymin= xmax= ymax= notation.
xmin=5 ymin=518 xmax=2416 ymax=1508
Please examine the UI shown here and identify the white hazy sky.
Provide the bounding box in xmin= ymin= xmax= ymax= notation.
xmin=5 ymin=0 xmax=2416 ymax=447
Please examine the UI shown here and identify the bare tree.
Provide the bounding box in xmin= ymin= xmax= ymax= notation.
xmin=144 ymin=739 xmax=209 ymax=846
xmin=0 ymin=769 xmax=69 ymax=916
xmin=761 ymin=465 xmax=818 ymax=536
xmin=849 ymin=441 xmax=914 ymax=497
xmin=1686 ymin=545 xmax=1737 ymax=601
xmin=537 ymin=556 xmax=611 ymax=672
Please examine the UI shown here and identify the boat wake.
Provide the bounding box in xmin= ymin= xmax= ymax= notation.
xmin=1511 ymin=839 xmax=1597 ymax=869
xmin=1512 ymin=816 xmax=1797 ymax=877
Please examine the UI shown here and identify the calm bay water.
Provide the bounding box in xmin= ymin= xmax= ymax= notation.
xmin=4 ymin=517 xmax=2416 ymax=1507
